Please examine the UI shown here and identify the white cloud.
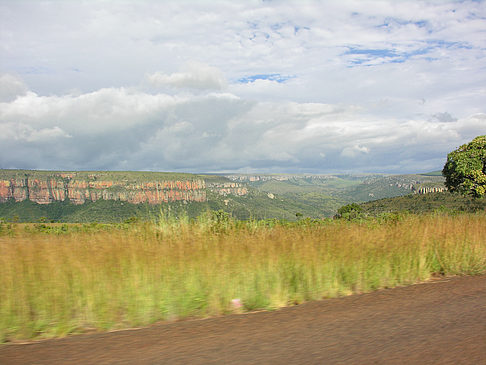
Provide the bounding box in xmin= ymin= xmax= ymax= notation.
xmin=147 ymin=62 xmax=227 ymax=90
xmin=0 ymin=122 xmax=70 ymax=142
xmin=341 ymin=145 xmax=370 ymax=158
xmin=0 ymin=1 xmax=485 ymax=173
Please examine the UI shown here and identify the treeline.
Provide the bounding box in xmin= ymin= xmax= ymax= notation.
xmin=0 ymin=199 xmax=211 ymax=223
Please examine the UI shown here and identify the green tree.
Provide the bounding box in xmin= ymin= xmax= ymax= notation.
xmin=335 ymin=203 xmax=363 ymax=220
xmin=442 ymin=135 xmax=486 ymax=198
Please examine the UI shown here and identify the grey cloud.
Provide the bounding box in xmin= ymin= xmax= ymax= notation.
xmin=0 ymin=74 xmax=28 ymax=102
xmin=0 ymin=78 xmax=485 ymax=173
xmin=431 ymin=112 xmax=457 ymax=124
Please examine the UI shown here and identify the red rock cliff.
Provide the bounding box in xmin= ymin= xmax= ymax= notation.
xmin=0 ymin=172 xmax=208 ymax=205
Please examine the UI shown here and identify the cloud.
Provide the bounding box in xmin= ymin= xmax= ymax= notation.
xmin=341 ymin=145 xmax=370 ymax=158
xmin=430 ymin=112 xmax=457 ymax=124
xmin=147 ymin=62 xmax=227 ymax=90
xmin=0 ymin=1 xmax=484 ymax=173
xmin=0 ymin=123 xmax=70 ymax=142
xmin=3 ymin=73 xmax=484 ymax=173
xmin=0 ymin=74 xmax=28 ymax=102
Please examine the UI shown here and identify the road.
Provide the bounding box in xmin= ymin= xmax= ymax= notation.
xmin=1 ymin=275 xmax=485 ymax=364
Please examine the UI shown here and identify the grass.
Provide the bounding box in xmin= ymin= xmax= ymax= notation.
xmin=0 ymin=212 xmax=485 ymax=342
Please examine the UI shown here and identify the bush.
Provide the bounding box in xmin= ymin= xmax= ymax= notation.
xmin=335 ymin=203 xmax=364 ymax=220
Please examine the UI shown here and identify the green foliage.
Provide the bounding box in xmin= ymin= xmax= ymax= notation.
xmin=0 ymin=187 xmax=338 ymax=223
xmin=206 ymin=190 xmax=336 ymax=221
xmin=0 ymin=219 xmax=14 ymax=236
xmin=420 ymin=170 xmax=443 ymax=176
xmin=358 ymin=192 xmax=486 ymax=216
xmin=335 ymin=203 xmax=363 ymax=220
xmin=0 ymin=169 xmax=211 ymax=183
xmin=200 ymin=209 xmax=233 ymax=233
xmin=22 ymin=222 xmax=129 ymax=235
xmin=443 ymin=135 xmax=486 ymax=198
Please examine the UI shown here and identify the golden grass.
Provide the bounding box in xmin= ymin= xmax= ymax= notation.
xmin=0 ymin=213 xmax=485 ymax=342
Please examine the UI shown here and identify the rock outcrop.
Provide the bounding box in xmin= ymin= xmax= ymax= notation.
xmin=209 ymin=182 xmax=248 ymax=196
xmin=0 ymin=170 xmax=221 ymax=205
xmin=413 ymin=186 xmax=447 ymax=195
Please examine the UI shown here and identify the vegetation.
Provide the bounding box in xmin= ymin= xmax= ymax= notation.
xmin=1 ymin=212 xmax=485 ymax=342
xmin=354 ymin=192 xmax=486 ymax=217
xmin=238 ymin=173 xmax=446 ymax=215
xmin=443 ymin=135 xmax=486 ymax=198
xmin=334 ymin=203 xmax=363 ymax=220
xmin=0 ymin=169 xmax=449 ymax=221
xmin=0 ymin=166 xmax=482 ymax=343
xmin=0 ymin=191 xmax=338 ymax=223
xmin=0 ymin=169 xmax=219 ymax=183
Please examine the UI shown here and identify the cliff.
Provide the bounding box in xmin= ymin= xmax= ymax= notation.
xmin=0 ymin=170 xmax=247 ymax=205
xmin=208 ymin=182 xmax=248 ymax=196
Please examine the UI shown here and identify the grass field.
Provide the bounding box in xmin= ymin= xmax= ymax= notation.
xmin=1 ymin=212 xmax=485 ymax=342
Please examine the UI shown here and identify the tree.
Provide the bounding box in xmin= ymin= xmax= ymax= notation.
xmin=442 ymin=135 xmax=486 ymax=198
xmin=335 ymin=203 xmax=363 ymax=220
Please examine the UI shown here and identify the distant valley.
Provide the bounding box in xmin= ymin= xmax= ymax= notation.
xmin=0 ymin=169 xmax=448 ymax=222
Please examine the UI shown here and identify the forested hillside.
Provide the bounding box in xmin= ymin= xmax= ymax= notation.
xmin=0 ymin=170 xmax=449 ymax=222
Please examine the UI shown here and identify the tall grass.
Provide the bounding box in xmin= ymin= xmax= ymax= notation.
xmin=1 ymin=212 xmax=485 ymax=342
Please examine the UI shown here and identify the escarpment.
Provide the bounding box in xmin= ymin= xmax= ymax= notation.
xmin=0 ymin=170 xmax=247 ymax=205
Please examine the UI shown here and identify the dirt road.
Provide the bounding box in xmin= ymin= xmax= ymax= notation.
xmin=1 ymin=275 xmax=485 ymax=364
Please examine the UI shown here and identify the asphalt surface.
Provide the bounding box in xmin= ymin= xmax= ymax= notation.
xmin=1 ymin=275 xmax=485 ymax=364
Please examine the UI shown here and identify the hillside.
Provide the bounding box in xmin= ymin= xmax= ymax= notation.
xmin=0 ymin=169 xmax=450 ymax=222
xmin=338 ymin=173 xmax=446 ymax=201
xmin=0 ymin=169 xmax=336 ymax=222
xmin=225 ymin=173 xmax=447 ymax=216
xmin=0 ymin=169 xmax=247 ymax=222
xmin=0 ymin=169 xmax=236 ymax=205
xmin=358 ymin=192 xmax=486 ymax=215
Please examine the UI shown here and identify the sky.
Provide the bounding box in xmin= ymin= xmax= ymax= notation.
xmin=0 ymin=0 xmax=485 ymax=174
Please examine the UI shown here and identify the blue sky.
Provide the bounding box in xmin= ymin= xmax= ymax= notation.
xmin=0 ymin=0 xmax=485 ymax=174
xmin=238 ymin=74 xmax=294 ymax=83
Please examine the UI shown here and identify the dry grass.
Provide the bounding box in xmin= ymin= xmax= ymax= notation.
xmin=1 ymin=213 xmax=485 ymax=342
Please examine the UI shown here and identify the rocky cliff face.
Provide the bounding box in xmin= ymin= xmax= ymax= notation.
xmin=208 ymin=182 xmax=248 ymax=196
xmin=0 ymin=171 xmax=221 ymax=205
xmin=413 ymin=186 xmax=447 ymax=195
